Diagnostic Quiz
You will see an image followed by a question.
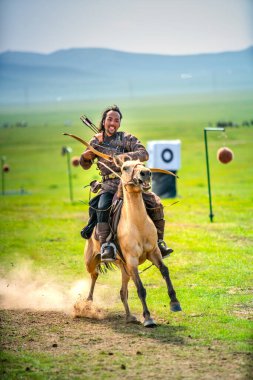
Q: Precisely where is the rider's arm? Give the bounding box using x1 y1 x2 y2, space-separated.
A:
120 133 149 162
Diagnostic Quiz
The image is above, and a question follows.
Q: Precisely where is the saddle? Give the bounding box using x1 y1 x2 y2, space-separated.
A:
108 195 123 242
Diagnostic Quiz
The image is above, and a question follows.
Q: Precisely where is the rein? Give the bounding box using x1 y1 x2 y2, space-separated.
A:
99 161 151 193
98 161 122 181
79 200 112 212
98 161 144 189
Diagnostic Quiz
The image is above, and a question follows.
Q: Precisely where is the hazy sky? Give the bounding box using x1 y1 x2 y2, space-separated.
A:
0 0 253 55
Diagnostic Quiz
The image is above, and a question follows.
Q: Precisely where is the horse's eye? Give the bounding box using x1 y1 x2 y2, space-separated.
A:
122 166 128 171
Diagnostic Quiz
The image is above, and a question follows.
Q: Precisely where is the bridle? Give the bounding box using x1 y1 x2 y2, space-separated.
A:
123 162 151 190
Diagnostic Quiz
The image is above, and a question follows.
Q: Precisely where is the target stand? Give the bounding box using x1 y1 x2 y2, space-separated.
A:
147 140 181 198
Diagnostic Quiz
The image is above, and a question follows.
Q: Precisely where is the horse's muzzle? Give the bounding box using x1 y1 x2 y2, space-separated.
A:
138 169 152 191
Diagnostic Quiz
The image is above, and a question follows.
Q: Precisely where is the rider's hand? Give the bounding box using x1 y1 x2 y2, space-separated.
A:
81 149 96 161
94 133 103 143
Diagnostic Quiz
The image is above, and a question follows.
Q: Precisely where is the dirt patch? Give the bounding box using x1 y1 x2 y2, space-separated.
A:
232 303 253 321
227 287 253 296
0 309 252 379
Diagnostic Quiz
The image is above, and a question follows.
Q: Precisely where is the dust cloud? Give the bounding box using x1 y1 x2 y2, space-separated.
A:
0 261 116 318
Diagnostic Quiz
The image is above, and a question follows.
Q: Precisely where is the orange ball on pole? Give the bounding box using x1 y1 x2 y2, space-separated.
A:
217 147 234 164
71 156 80 167
2 164 10 172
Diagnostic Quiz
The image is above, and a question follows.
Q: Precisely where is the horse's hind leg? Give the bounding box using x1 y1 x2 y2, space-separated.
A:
119 264 138 323
151 253 182 312
129 265 157 327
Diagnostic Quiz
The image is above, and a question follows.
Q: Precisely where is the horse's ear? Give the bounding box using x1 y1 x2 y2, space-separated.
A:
113 154 131 167
122 154 131 162
113 155 124 168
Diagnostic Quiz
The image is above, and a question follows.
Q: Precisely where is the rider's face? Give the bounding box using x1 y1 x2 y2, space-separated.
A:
103 110 121 136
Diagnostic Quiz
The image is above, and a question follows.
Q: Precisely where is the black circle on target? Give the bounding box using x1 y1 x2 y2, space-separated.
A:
161 148 174 163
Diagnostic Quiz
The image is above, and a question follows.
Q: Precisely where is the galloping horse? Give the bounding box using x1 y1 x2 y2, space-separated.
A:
84 156 182 327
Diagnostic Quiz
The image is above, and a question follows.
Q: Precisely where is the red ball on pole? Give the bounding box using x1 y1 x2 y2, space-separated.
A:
71 156 80 167
217 147 234 164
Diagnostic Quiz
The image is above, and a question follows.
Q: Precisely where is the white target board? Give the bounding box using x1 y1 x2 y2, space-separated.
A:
147 140 181 170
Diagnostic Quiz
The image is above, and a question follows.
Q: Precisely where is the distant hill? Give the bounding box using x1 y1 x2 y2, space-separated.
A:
0 47 252 105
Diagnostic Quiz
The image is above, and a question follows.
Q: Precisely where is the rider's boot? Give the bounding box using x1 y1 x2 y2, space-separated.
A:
153 219 173 259
96 222 116 262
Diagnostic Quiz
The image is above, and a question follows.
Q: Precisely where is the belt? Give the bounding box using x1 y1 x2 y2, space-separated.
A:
102 173 119 181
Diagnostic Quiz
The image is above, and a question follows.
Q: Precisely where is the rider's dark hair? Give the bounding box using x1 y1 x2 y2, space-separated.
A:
98 105 123 132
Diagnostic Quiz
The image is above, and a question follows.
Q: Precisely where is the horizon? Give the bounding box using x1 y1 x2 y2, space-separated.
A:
1 44 253 57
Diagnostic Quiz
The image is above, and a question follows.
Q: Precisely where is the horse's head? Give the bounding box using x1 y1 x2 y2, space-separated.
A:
114 155 151 192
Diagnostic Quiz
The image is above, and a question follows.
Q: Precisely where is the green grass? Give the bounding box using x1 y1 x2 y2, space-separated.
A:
0 91 252 357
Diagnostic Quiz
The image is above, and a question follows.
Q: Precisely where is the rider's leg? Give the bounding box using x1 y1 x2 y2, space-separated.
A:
143 192 173 259
97 192 116 261
81 194 100 239
152 218 173 258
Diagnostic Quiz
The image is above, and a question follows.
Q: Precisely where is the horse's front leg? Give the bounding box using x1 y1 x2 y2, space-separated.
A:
119 263 139 323
150 250 182 312
129 265 157 327
87 271 99 301
85 239 100 301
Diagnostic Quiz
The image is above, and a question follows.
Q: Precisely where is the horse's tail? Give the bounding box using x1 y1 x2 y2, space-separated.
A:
97 262 117 274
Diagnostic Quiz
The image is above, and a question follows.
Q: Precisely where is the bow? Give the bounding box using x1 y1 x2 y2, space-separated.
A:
63 133 112 161
63 133 178 177
150 168 179 178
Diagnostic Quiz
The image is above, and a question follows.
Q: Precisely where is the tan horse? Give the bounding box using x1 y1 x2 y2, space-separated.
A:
84 157 182 327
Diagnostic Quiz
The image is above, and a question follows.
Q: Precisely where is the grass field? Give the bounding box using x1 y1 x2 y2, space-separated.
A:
0 91 252 379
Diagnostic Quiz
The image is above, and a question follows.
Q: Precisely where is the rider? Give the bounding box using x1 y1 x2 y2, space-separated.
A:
79 105 173 261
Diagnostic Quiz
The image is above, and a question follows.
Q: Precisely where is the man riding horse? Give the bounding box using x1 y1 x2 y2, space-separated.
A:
79 105 173 262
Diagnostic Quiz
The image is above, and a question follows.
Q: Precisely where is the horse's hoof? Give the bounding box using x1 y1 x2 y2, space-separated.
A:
170 302 182 312
144 318 157 328
126 315 140 324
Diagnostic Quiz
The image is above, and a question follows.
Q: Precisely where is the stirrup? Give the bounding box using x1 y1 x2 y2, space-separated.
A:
101 242 117 262
158 240 173 259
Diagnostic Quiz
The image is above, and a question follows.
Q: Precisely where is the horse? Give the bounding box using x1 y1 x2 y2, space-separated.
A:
84 156 182 327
